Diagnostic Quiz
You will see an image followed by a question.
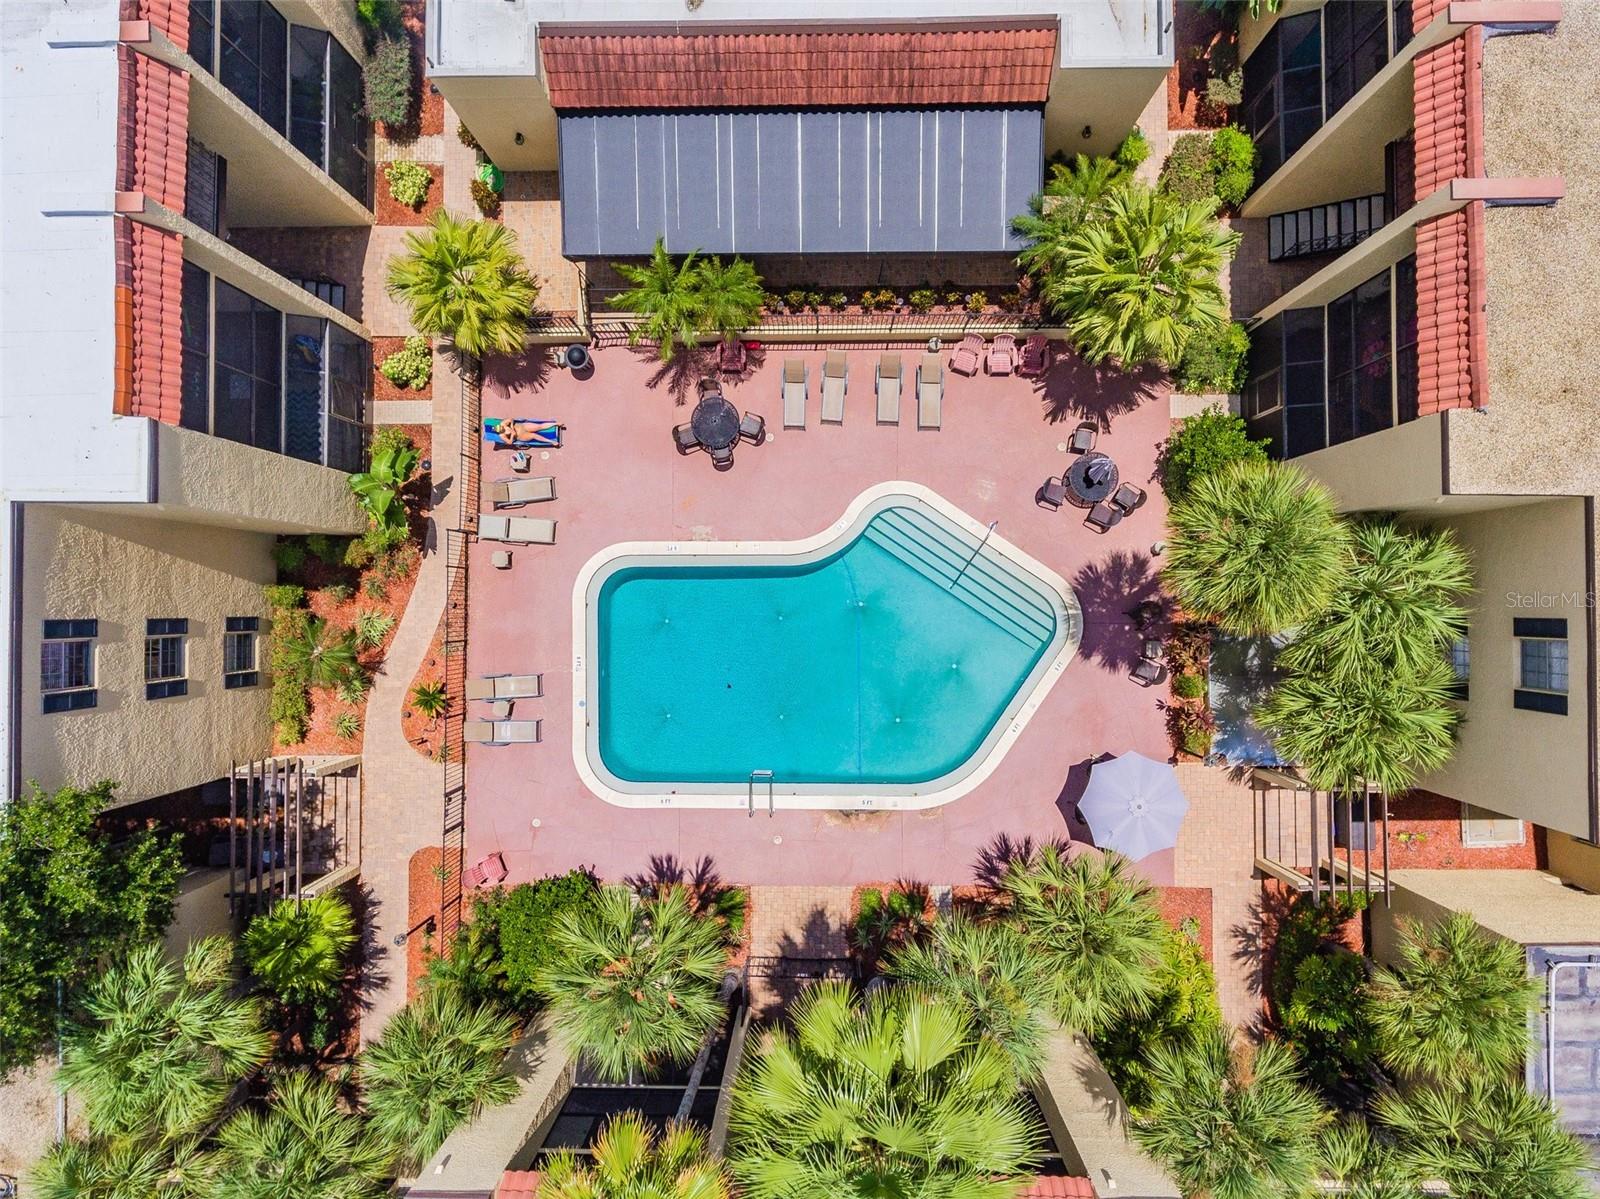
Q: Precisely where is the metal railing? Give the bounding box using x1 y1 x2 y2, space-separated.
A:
589 308 1050 347
1267 193 1387 262
748 770 774 818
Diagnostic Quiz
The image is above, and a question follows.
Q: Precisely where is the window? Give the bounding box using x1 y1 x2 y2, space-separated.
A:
1515 617 1568 714
1322 0 1389 119
1242 12 1322 184
213 279 283 453
289 25 329 167
327 38 371 207
181 259 211 432
1326 268 1395 447
1394 253 1419 424
189 0 215 73
224 616 260 688
220 0 288 135
1460 803 1525 848
1448 636 1469 699
41 620 97 713
145 618 189 700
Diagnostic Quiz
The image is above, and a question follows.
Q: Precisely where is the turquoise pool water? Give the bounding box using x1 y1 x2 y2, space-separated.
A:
595 505 1062 786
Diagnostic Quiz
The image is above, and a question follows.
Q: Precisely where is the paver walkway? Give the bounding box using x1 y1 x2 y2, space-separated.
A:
745 885 854 1014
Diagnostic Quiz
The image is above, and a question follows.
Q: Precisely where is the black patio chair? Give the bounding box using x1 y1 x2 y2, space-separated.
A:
709 443 735 471
740 411 767 445
1111 482 1146 515
1070 421 1098 454
1036 476 1067 510
673 423 701 455
1085 501 1121 532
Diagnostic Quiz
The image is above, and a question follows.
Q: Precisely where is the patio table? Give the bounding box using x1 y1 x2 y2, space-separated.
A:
1066 452 1119 508
691 395 741 451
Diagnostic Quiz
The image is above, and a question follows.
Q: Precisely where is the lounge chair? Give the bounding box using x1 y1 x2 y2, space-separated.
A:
1111 482 1146 515
1084 501 1121 533
1070 421 1098 454
467 673 543 701
465 851 509 890
1036 477 1067 510
739 411 766 445
1019 334 1051 376
876 354 902 424
486 475 555 508
464 719 542 745
709 443 734 470
479 514 556 545
821 351 848 423
917 353 944 430
484 418 561 449
720 339 747 374
987 334 1017 376
673 423 701 455
782 358 807 428
949 333 984 376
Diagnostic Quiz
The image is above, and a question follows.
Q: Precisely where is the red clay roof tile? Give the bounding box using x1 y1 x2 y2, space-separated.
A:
1018 1176 1097 1198
497 1170 541 1199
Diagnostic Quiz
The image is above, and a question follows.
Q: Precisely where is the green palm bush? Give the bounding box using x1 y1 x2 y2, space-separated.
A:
242 893 358 1008
1133 1028 1330 1199
1376 1077 1592 1199
387 210 539 357
537 1111 731 1199
1000 846 1168 1038
348 429 419 545
354 608 397 649
1034 183 1238 368
58 937 271 1141
1163 458 1350 634
609 238 704 361
1013 154 1129 281
884 916 1055 1081
410 679 449 720
1366 912 1540 1082
727 981 1044 1199
33 1135 209 1199
534 885 727 1081
212 1071 394 1199
278 615 361 690
359 988 518 1170
1317 1118 1424 1199
694 254 765 342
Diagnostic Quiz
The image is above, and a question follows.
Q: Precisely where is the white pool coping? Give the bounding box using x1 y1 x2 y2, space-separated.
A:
570 482 1083 811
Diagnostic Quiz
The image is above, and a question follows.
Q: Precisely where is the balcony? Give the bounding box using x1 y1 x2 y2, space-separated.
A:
1267 193 1387 262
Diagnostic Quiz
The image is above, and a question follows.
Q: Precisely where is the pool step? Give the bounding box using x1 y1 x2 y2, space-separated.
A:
862 508 1056 650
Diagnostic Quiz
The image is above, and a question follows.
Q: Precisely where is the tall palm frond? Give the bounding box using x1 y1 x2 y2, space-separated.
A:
33 1136 205 1199
1133 1028 1330 1199
694 255 764 341
358 987 517 1171
1163 458 1350 635
212 1071 394 1199
58 937 270 1141
533 885 728 1082
386 210 539 358
884 916 1055 1081
538 1111 731 1199
1365 912 1540 1082
276 616 360 690
727 981 1043 1199
608 238 703 362
1318 1118 1424 1199
1013 154 1129 280
242 893 358 1007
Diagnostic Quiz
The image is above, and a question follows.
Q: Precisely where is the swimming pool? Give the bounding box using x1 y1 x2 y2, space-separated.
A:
573 484 1081 810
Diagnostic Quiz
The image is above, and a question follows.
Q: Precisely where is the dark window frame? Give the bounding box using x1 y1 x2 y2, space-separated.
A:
224 616 261 689
41 620 98 713
144 618 189 700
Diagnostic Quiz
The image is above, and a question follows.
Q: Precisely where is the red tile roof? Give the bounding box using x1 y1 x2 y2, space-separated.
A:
497 1170 541 1199
122 0 190 51
129 221 184 426
538 26 1058 109
1020 1176 1097 1198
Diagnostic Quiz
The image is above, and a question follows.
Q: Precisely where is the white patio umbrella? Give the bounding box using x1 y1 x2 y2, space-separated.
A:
1077 751 1189 861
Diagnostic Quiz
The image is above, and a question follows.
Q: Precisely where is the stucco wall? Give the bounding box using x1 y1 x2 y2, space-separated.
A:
17 504 276 807
1549 832 1600 895
1044 66 1167 159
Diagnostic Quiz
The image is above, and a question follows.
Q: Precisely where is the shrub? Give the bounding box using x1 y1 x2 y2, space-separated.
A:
264 583 305 610
386 160 433 208
269 607 313 743
908 288 936 313
350 428 419 544
333 711 363 740
1173 672 1207 700
272 538 307 574
364 36 413 127
826 291 849 309
805 291 824 311
1159 407 1270 501
1207 67 1244 108
280 615 360 690
356 0 401 35
783 288 808 311
849 884 931 972
1159 134 1217 203
336 672 370 705
410 679 448 719
324 582 354 604
1165 624 1212 676
1114 127 1151 171
469 177 501 217
362 575 388 600
386 210 538 358
965 291 988 314
382 542 421 580
1167 703 1215 757
355 608 397 648
606 238 762 361
344 538 374 570
473 870 597 1007
1175 320 1250 395
242 891 358 1008
305 533 343 563
456 120 481 150
379 334 433 390
1211 125 1256 207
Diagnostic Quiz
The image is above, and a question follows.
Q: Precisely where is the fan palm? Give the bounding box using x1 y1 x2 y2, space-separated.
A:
1133 1028 1330 1199
608 238 704 362
58 937 270 1141
1014 153 1129 281
278 616 360 690
884 916 1055 1081
1000 845 1168 1037
1366 912 1540 1082
537 1111 731 1199
1318 1119 1423 1199
242 893 358 1007
386 210 539 358
33 1136 208 1199
1163 458 1350 635
694 254 765 341
727 981 1043 1199
358 987 517 1170
1376 1077 1593 1199
211 1071 394 1199
1036 183 1238 367
534 885 728 1081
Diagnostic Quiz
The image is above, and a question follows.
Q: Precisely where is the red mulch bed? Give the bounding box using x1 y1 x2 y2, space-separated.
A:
375 162 443 227
371 334 435 404
1384 789 1545 870
407 845 456 1001
403 0 443 136
402 615 448 762
1156 885 1214 963
1168 1 1235 131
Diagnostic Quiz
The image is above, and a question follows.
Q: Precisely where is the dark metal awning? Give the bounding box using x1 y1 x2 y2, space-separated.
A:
557 107 1044 258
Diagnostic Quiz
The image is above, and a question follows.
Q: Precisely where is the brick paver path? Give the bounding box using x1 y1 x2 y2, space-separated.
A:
745 885 855 1015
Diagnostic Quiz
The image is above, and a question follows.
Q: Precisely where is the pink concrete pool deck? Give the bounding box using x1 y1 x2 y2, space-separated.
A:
464 342 1178 888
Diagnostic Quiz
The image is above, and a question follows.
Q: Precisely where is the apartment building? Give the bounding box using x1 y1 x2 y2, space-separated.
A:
1229 0 1600 869
0 0 374 810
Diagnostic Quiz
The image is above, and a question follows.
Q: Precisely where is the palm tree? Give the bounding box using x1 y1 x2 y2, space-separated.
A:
727 981 1043 1199
242 893 358 1008
33 1136 198 1199
1256 654 1460 794
1366 912 1540 1082
608 238 703 362
386 210 539 358
1014 153 1129 281
1163 458 1351 635
58 937 270 1141
211 1072 394 1199
1318 1119 1424 1199
278 616 360 690
884 916 1055 1081
1376 1077 1592 1199
358 987 517 1171
694 254 765 342
1132 1028 1330 1199
534 885 728 1082
537 1111 731 1199
1000 845 1168 1038
1034 184 1238 368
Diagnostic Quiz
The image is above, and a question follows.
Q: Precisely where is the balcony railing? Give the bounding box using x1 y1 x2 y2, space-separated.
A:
587 309 1050 347
1267 194 1387 262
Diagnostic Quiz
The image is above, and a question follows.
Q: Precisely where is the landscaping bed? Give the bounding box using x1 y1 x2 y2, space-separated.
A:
376 162 444 227
372 334 434 403
402 614 447 761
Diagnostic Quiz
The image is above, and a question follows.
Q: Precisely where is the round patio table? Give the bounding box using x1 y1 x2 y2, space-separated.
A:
691 395 741 451
1066 451 1119 508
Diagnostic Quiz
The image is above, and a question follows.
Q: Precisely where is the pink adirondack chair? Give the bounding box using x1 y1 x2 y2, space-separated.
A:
1019 334 1051 376
465 851 508 890
720 339 747 374
949 333 984 376
987 334 1017 376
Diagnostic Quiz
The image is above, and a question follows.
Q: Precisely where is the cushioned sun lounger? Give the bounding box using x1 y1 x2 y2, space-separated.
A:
821 351 848 423
483 418 561 448
876 354 902 424
492 674 543 699
479 514 556 544
486 476 555 508
465 719 541 745
782 358 808 428
466 678 495 701
917 353 943 430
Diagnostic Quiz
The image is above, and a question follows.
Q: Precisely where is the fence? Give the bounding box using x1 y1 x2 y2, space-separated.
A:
589 308 1052 348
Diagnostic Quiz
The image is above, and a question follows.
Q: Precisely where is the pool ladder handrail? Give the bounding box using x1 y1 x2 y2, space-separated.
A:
951 519 999 589
748 769 774 818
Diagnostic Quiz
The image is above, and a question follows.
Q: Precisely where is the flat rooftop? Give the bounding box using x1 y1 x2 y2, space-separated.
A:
1390 868 1600 946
